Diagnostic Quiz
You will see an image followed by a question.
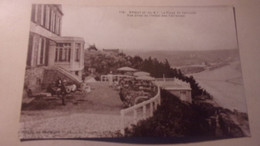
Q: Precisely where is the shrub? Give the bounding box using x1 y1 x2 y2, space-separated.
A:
125 89 215 137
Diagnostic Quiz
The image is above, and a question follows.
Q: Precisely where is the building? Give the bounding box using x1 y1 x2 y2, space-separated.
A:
87 44 98 51
154 78 192 103
27 4 63 67
25 4 84 92
48 36 85 77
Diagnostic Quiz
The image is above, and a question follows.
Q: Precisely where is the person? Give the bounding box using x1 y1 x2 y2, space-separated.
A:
56 78 66 105
119 87 127 107
56 78 63 88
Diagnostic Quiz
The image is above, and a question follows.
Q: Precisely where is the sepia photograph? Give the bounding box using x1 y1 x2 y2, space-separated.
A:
19 4 250 143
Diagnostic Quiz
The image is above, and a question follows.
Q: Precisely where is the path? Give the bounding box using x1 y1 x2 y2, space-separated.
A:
20 82 124 139
81 82 123 114
20 113 122 139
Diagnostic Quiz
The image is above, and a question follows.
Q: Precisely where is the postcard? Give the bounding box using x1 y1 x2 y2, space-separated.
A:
19 4 250 143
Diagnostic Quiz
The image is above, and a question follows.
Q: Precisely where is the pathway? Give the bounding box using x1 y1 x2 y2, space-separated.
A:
20 113 122 139
20 82 124 139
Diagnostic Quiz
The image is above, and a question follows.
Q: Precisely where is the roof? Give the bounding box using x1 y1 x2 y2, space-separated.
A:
154 78 191 90
50 36 85 42
117 67 137 72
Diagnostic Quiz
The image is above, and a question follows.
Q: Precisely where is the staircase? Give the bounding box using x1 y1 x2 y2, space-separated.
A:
42 66 82 89
55 66 82 83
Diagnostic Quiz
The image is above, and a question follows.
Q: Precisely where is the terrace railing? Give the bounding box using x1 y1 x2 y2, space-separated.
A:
120 86 161 135
100 74 134 82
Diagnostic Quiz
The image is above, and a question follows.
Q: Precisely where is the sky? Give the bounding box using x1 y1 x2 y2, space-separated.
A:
61 6 238 51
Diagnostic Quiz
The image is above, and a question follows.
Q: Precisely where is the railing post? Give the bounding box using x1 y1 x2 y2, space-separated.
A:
154 101 157 110
158 89 161 105
150 102 153 117
120 110 125 135
134 109 137 125
143 105 146 120
158 96 160 105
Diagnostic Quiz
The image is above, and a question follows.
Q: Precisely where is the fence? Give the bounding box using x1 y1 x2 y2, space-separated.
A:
100 74 134 82
120 86 161 135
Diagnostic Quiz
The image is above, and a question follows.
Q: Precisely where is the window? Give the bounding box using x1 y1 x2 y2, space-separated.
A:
64 43 71 62
68 48 71 61
55 16 58 34
40 38 45 64
40 4 44 26
37 37 42 65
55 48 58 61
58 17 61 35
64 48 67 61
62 47 66 61
59 47 62 61
75 48 79 61
51 10 53 31
53 12 56 33
75 43 81 62
36 5 42 25
50 10 55 32
55 43 71 62
44 5 50 29
56 16 60 35
49 9 52 31
36 37 46 66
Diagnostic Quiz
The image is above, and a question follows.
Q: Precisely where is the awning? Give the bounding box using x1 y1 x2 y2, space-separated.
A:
117 67 137 72
133 71 150 77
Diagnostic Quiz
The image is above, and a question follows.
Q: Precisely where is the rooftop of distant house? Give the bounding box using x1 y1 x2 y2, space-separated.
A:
88 45 98 51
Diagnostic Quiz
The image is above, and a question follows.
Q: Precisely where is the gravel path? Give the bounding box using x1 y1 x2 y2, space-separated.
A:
19 113 122 139
20 82 125 139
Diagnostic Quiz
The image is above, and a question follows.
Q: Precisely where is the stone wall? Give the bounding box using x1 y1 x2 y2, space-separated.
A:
24 66 82 94
24 66 46 92
42 68 82 89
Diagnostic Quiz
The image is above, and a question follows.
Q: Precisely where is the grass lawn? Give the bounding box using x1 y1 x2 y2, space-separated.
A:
20 82 123 122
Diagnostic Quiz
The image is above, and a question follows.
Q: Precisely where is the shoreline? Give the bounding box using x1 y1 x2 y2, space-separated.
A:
188 61 247 113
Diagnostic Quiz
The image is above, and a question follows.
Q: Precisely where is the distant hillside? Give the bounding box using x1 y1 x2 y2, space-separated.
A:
124 49 240 68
